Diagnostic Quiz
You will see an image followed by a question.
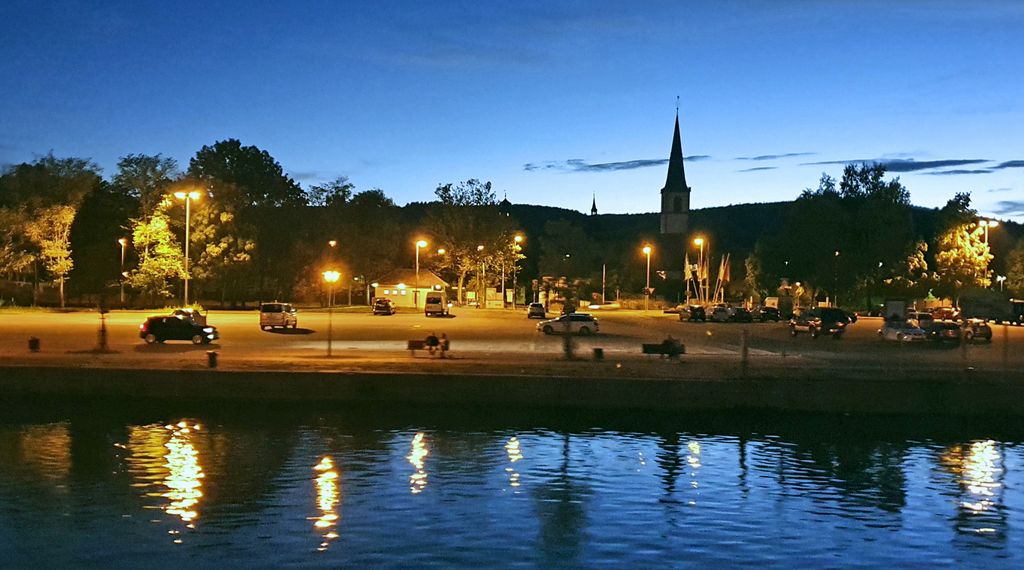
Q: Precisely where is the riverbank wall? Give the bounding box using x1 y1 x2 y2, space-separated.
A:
1 365 1022 416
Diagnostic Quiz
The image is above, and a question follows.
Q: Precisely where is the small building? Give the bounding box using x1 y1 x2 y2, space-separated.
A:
372 268 448 309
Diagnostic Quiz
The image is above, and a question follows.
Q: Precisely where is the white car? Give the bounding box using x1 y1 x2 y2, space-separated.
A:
709 306 732 322
878 320 926 342
537 313 599 335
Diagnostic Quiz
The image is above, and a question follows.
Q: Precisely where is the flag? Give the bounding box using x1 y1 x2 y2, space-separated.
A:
722 254 731 283
684 253 692 281
717 255 726 284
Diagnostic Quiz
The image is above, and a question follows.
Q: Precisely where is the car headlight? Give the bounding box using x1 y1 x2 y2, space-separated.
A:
203 327 214 332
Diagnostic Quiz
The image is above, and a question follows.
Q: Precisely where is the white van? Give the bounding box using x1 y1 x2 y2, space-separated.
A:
424 291 449 317
260 302 297 330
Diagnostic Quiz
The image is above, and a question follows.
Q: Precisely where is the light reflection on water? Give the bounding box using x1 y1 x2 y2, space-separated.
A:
0 412 1022 567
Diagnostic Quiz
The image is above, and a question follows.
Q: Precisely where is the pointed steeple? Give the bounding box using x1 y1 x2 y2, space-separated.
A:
661 112 689 195
590 193 598 215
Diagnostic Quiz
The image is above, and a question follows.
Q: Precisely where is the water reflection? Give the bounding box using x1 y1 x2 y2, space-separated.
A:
939 440 1007 539
311 456 340 551
505 436 523 490
407 432 429 494
18 424 71 483
126 421 205 532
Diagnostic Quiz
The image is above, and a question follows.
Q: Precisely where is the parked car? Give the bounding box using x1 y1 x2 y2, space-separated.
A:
758 307 781 322
424 291 450 317
925 321 961 344
537 313 599 335
729 307 754 323
963 319 993 342
710 306 732 323
930 306 961 321
260 302 297 330
878 320 927 342
789 307 849 338
907 311 934 329
372 298 396 315
140 315 219 344
678 305 706 322
527 302 547 319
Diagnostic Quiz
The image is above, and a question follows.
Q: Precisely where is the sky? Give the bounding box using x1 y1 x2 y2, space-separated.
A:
1 0 1022 221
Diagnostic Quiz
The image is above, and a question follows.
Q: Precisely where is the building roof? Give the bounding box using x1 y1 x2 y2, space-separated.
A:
374 268 448 288
661 113 690 195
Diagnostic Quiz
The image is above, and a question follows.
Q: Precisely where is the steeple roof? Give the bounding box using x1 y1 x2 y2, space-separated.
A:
661 113 689 194
590 194 597 215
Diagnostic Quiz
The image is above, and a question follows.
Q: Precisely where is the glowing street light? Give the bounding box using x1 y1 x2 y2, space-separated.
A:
693 237 706 304
118 237 128 306
642 244 652 313
173 189 201 307
512 234 524 310
978 219 999 244
323 270 340 357
415 239 428 308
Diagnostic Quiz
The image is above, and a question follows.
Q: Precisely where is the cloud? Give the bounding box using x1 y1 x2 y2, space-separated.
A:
288 171 322 181
738 166 777 172
736 152 815 161
801 158 989 172
992 160 1024 170
524 155 709 173
993 200 1024 216
987 188 1013 193
922 169 993 176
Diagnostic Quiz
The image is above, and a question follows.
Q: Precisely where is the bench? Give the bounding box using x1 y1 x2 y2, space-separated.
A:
408 339 450 356
642 342 685 359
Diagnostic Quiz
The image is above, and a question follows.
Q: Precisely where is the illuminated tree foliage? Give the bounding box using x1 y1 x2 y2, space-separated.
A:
1006 239 1024 295
24 205 77 307
933 193 992 298
126 200 185 300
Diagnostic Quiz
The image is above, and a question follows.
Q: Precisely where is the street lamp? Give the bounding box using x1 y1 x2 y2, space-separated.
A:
642 244 652 313
694 237 705 304
996 275 1006 291
118 237 128 306
415 239 427 308
322 270 340 357
477 244 485 308
979 219 999 244
173 190 201 307
833 250 840 308
512 234 524 310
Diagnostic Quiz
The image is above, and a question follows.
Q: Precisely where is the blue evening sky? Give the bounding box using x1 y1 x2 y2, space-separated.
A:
1 1 1022 220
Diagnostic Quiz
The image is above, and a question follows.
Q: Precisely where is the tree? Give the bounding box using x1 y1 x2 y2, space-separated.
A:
1006 239 1024 295
0 208 32 276
113 154 180 216
423 179 516 304
126 200 185 301
24 205 77 307
307 176 354 208
933 193 992 299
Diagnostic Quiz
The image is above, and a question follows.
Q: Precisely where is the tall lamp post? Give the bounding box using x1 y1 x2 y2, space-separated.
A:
512 234 523 310
415 239 427 308
327 240 338 306
477 244 485 308
173 190 201 307
118 237 127 306
323 270 340 357
833 250 840 308
696 236 704 304
642 244 652 313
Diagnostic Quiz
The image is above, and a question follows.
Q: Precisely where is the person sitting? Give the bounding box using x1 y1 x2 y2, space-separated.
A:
425 332 440 355
439 333 450 358
661 335 682 359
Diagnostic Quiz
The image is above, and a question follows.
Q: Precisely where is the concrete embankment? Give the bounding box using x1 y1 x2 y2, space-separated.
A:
1 365 1022 416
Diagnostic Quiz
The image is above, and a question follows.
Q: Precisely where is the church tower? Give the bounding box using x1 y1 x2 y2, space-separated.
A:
659 112 690 236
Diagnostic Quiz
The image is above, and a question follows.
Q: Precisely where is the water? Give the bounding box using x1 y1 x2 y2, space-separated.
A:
0 402 1021 568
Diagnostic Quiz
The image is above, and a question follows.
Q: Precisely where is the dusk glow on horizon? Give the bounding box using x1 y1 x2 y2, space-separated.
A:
1 1 1021 220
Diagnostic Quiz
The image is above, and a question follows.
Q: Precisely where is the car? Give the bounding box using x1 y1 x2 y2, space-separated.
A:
372 298 396 315
758 307 781 322
527 302 546 319
930 307 961 321
709 306 732 323
260 302 297 330
906 311 934 329
925 321 961 344
139 315 219 344
963 319 992 342
878 320 927 342
424 291 450 317
789 307 849 338
678 305 706 322
537 313 599 335
729 307 754 323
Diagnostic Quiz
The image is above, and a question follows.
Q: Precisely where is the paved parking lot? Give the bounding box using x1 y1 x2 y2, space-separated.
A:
1 307 1021 378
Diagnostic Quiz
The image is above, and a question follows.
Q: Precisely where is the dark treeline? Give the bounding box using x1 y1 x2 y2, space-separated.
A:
2 143 1023 309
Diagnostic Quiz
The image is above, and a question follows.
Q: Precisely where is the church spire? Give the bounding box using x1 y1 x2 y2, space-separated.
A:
661 112 689 194
590 193 598 215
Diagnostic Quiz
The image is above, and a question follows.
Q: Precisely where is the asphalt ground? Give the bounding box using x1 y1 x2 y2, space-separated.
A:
1 306 1022 380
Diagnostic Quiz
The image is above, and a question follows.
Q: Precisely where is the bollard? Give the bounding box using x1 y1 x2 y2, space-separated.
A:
28 337 40 352
740 329 749 377
207 350 218 369
593 347 604 361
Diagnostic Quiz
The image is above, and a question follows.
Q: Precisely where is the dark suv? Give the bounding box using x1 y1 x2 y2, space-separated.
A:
372 298 396 315
789 308 849 339
527 302 546 319
140 316 219 344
